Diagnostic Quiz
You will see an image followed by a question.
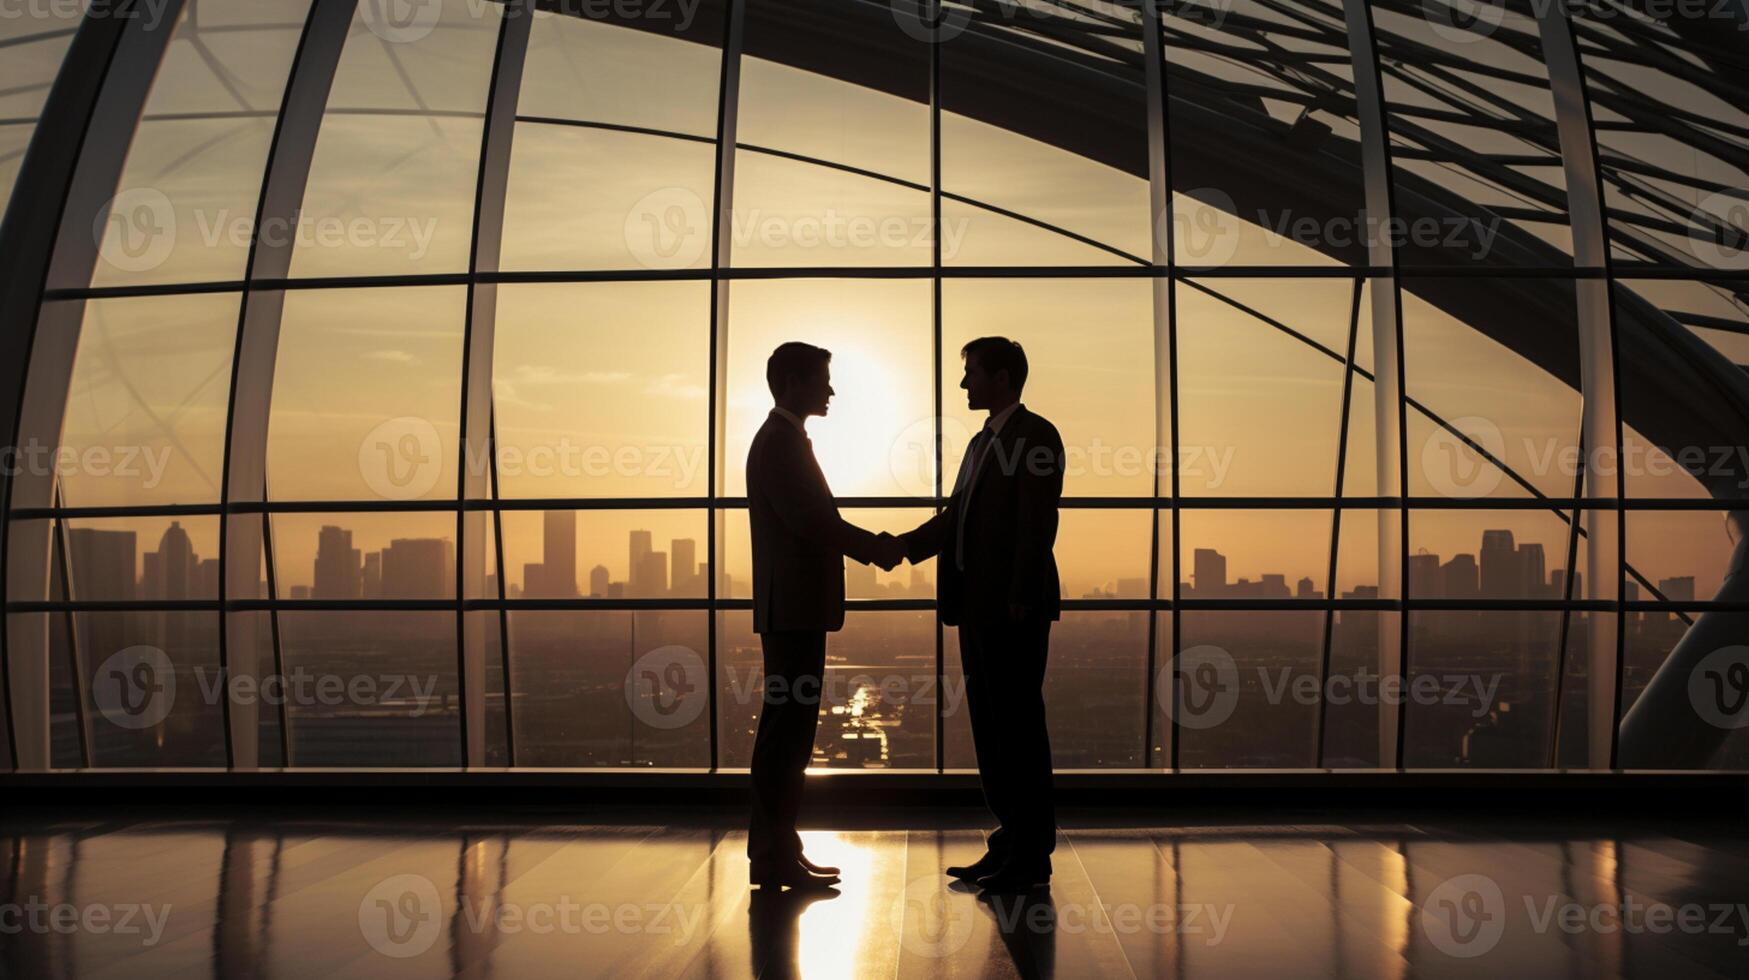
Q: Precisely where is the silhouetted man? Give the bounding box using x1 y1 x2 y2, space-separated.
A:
746 341 903 890
901 337 1063 892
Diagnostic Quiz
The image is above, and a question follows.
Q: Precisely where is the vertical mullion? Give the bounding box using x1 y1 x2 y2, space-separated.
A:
458 0 531 768
1537 1 1622 770
489 414 513 765
1343 0 1408 770
930 0 945 775
260 503 290 764
1142 0 1170 770
1549 440 1585 767
218 0 352 770
49 507 90 769
1316 278 1364 767
707 0 746 772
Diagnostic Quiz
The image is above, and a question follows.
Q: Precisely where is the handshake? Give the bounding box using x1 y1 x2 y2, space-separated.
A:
870 532 908 572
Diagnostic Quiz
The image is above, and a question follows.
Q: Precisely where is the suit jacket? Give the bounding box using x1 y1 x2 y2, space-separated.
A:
902 404 1064 627
746 410 883 634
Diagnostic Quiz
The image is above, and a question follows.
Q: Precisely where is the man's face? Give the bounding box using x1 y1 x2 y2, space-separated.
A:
795 363 834 417
959 353 1002 411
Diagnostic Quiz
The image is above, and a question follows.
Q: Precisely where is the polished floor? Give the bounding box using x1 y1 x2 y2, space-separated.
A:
3 803 1747 979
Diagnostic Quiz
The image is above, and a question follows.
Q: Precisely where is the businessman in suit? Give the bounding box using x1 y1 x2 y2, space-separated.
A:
899 336 1064 892
745 341 904 890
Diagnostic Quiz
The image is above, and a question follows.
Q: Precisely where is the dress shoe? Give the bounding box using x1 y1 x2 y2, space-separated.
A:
750 861 841 890
945 851 1006 882
798 853 840 876
975 862 1050 893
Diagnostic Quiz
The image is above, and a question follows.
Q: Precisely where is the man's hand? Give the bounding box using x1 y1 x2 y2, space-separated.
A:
872 532 906 572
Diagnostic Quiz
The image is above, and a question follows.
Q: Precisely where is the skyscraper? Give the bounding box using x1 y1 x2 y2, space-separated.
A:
629 529 652 586
633 548 668 597
589 564 610 598
65 528 135 601
671 538 697 595
313 525 362 599
1479 529 1521 597
544 510 577 598
1192 548 1227 598
1442 554 1480 598
381 538 454 599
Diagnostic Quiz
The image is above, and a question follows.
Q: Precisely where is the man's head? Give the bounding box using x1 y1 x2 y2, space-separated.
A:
766 341 834 417
958 336 1027 412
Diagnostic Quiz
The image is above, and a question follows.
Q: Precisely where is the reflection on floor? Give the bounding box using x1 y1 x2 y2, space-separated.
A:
3 805 1747 978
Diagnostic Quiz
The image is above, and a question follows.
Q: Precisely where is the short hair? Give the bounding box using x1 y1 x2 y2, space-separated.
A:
766 342 832 398
961 336 1028 392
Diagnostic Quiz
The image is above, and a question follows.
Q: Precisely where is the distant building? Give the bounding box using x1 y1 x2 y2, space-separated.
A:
314 525 361 599
589 564 610 598
381 538 454 599
1192 548 1227 598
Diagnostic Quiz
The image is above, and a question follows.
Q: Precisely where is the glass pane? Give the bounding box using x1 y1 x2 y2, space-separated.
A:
1575 2 1749 269
500 509 707 599
277 611 461 765
267 286 464 501
1177 279 1356 496
721 507 935 602
62 516 220 601
1401 278 1582 500
941 278 1155 497
1625 510 1738 603
723 279 932 497
517 5 723 136
1404 611 1564 768
79 611 225 767
0 7 83 215
1176 610 1324 767
1164 0 1363 267
90 0 312 286
47 293 239 507
716 610 936 770
1376 0 1572 266
1615 279 1748 499
1058 509 1152 600
1407 509 1581 600
941 3 1149 265
508 610 709 767
271 512 456 600
501 122 716 272
287 0 502 277
731 0 929 268
492 282 709 497
1179 510 1333 599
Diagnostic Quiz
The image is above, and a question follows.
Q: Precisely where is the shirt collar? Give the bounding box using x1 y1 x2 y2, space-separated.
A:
771 406 807 433
984 402 1022 437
